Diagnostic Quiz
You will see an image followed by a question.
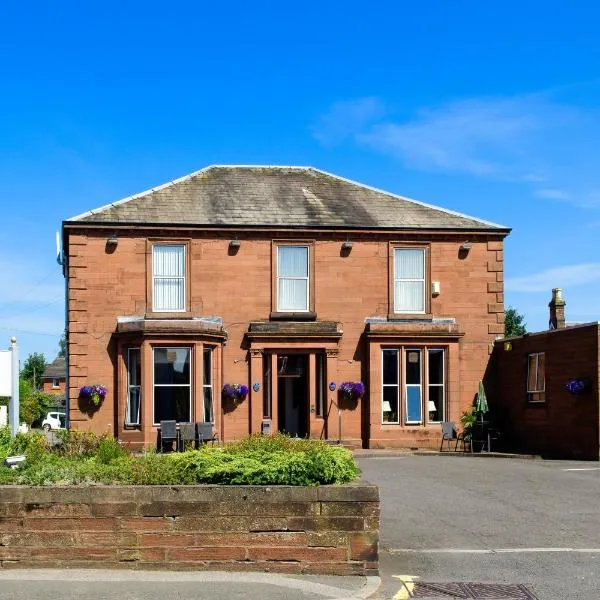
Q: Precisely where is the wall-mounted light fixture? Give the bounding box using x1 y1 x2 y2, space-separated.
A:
503 341 512 352
229 239 241 250
106 233 119 248
341 240 353 251
460 241 472 252
431 281 441 296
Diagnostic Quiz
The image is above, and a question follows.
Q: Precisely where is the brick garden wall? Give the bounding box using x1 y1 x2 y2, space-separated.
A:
0 484 379 575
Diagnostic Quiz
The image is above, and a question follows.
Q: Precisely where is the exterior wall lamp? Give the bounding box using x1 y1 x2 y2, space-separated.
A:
229 239 241 250
460 241 472 252
106 234 119 248
341 241 353 251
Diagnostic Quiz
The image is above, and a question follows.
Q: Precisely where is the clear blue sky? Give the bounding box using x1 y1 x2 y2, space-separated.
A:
1 1 599 362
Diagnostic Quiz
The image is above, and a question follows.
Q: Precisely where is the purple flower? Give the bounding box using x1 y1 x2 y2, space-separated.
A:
222 383 249 402
79 384 107 406
339 382 365 400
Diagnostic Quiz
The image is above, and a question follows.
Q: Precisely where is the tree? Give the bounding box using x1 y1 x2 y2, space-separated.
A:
58 332 67 358
505 306 527 337
21 353 47 389
18 378 53 426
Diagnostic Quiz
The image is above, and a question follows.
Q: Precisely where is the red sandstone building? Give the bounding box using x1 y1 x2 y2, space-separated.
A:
62 166 509 449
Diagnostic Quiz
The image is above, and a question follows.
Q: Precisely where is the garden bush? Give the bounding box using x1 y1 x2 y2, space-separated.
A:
0 431 359 486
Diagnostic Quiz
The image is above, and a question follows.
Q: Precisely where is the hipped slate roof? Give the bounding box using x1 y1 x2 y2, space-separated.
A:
43 357 66 379
67 166 508 231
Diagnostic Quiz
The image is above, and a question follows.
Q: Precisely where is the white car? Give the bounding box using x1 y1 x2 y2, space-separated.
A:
42 412 66 431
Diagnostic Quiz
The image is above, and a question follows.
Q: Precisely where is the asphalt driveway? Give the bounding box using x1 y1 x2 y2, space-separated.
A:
357 455 600 599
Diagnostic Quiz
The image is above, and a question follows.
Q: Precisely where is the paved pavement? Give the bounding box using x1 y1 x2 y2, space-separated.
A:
357 454 600 599
0 570 379 600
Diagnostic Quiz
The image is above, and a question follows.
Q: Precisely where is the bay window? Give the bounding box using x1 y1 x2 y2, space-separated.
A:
153 347 191 424
125 348 141 426
203 347 214 422
381 347 445 424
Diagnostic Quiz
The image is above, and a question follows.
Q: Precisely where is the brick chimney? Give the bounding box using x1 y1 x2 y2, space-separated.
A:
549 288 566 329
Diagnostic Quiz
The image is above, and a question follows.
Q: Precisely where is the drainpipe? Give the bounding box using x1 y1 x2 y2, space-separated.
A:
61 225 70 430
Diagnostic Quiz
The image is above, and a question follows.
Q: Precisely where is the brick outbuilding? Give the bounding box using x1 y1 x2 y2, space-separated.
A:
62 165 510 449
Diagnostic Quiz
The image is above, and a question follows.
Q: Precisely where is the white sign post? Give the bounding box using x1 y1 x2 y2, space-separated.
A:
0 338 19 437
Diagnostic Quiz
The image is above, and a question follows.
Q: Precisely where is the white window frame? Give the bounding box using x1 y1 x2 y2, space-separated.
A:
427 349 445 423
125 347 141 426
382 349 400 424
152 346 192 426
394 248 426 314
52 378 60 389
202 346 214 423
276 245 310 312
527 352 546 403
152 244 186 313
404 348 423 424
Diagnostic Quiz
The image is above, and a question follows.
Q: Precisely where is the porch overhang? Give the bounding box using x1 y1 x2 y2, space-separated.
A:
246 320 342 348
115 316 227 341
364 317 464 341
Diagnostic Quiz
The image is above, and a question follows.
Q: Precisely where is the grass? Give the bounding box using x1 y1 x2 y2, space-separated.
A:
0 429 360 486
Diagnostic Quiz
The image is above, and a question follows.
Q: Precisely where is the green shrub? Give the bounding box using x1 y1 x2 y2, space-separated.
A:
0 431 359 487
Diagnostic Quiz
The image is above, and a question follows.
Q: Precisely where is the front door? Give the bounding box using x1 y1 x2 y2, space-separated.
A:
277 354 308 437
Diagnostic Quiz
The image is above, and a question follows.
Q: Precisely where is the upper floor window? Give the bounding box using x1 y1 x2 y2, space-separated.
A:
527 352 545 403
277 245 309 312
152 244 186 312
394 248 425 313
52 378 60 389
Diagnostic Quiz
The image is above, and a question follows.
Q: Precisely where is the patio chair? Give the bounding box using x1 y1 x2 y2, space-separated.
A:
196 422 218 445
440 421 467 452
159 420 177 452
178 422 196 451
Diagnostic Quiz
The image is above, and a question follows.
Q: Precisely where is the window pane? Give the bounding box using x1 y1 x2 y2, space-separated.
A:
395 248 424 279
537 353 545 391
128 349 141 386
263 354 272 418
203 348 212 386
406 386 422 422
154 386 191 423
154 278 185 311
154 348 191 385
406 350 421 385
127 387 141 425
315 353 325 417
395 281 424 312
382 350 398 385
153 245 185 277
382 386 398 423
428 386 443 422
527 355 537 391
278 278 308 311
203 387 213 423
428 350 444 385
278 246 308 277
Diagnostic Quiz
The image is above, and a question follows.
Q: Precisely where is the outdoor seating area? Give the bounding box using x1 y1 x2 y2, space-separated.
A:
157 421 219 452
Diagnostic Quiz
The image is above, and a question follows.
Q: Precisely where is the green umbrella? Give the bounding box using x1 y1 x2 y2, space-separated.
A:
476 380 489 414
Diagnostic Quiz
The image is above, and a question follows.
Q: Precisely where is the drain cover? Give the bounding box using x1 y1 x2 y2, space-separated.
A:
410 582 538 599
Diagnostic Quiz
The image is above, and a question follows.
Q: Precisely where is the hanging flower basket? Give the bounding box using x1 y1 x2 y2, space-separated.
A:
564 378 592 396
338 381 365 408
222 383 249 405
79 385 107 407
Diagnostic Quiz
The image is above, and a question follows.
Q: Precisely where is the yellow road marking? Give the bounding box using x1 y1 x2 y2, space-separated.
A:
392 575 419 599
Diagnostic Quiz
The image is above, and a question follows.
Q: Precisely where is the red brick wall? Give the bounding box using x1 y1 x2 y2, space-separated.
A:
0 485 379 575
491 324 600 459
66 228 505 448
42 379 66 395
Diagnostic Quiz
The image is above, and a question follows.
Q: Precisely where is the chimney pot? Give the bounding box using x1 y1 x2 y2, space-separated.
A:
549 288 566 329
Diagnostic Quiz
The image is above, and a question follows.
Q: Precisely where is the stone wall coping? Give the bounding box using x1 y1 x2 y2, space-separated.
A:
0 484 379 504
